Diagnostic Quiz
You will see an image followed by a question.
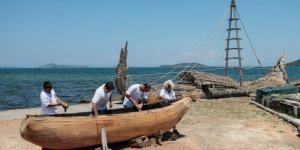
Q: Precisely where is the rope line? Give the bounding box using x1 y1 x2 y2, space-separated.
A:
123 4 270 87
169 6 230 84
149 4 230 86
174 7 230 84
124 66 270 79
235 8 265 74
126 72 178 77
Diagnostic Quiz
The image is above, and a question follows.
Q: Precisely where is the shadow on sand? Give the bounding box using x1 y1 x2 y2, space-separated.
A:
43 131 186 150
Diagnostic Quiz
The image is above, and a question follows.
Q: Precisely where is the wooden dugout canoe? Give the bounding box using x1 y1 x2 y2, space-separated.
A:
20 97 191 149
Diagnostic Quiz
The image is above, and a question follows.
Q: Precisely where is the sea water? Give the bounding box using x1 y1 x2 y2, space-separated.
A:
0 66 299 111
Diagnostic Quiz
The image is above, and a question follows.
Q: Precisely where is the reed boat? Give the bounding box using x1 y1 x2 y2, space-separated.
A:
20 97 191 149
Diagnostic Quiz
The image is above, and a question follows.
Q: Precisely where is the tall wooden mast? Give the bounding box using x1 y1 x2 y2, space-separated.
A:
225 0 243 87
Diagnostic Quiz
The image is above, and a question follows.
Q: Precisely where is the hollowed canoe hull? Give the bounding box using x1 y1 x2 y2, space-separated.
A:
20 97 191 149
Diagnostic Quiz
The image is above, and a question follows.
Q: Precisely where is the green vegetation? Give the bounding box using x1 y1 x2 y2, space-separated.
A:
159 63 206 67
286 59 300 66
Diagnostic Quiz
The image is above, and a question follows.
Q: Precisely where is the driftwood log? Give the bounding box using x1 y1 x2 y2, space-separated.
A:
251 101 300 134
115 41 128 98
205 88 254 99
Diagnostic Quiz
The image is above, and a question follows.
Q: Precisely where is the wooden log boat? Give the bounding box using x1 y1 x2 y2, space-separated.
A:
20 97 191 149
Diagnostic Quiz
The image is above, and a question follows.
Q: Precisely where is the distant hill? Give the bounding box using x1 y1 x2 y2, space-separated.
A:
38 63 89 68
159 63 206 67
286 59 300 66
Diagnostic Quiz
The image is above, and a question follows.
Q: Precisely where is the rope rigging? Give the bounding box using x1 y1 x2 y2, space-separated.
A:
172 6 230 85
235 8 265 74
124 1 266 88
165 7 231 85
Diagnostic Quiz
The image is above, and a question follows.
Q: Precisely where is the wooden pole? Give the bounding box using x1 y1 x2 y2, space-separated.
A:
101 127 108 150
225 0 233 76
233 1 243 87
251 101 300 134
225 0 243 87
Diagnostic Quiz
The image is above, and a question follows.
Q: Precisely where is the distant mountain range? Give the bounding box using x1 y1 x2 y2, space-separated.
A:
38 63 89 68
159 63 206 67
287 59 300 66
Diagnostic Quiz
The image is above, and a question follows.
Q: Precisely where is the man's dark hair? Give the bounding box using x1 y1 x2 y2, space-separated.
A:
43 81 52 89
105 82 115 90
143 83 151 90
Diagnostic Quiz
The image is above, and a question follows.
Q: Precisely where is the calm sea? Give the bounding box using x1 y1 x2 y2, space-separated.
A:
0 66 299 111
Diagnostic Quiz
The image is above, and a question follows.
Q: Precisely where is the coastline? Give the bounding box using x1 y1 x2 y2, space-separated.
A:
0 93 126 120
0 101 123 150
0 103 90 121
0 101 125 121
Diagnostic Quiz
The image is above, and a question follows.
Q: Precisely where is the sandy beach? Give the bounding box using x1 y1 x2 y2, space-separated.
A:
1 97 300 150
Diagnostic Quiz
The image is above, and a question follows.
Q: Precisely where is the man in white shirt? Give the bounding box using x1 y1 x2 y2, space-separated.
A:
123 83 151 111
91 82 114 115
40 81 62 115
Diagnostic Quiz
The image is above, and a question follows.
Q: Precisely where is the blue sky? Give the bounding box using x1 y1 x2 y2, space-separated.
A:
0 0 299 67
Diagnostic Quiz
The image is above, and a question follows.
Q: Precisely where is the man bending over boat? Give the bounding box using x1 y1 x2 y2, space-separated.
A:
159 80 180 137
40 81 63 115
91 82 114 115
123 83 151 111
